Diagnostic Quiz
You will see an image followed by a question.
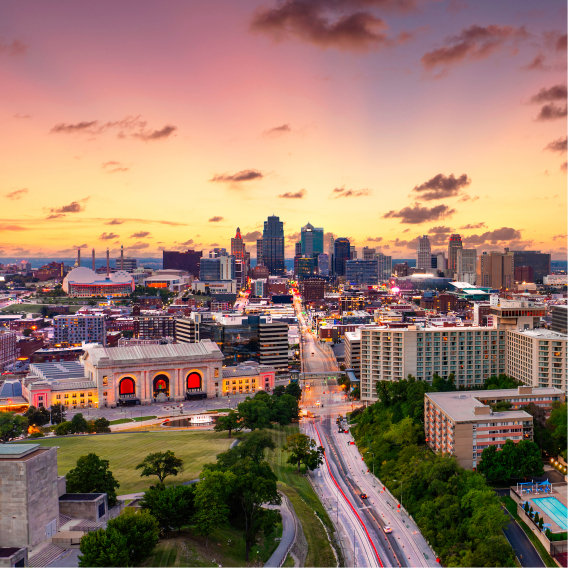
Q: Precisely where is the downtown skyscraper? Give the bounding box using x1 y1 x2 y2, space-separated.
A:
417 235 431 270
261 215 285 276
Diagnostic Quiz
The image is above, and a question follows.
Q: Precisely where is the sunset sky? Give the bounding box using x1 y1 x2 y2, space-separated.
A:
1 0 566 260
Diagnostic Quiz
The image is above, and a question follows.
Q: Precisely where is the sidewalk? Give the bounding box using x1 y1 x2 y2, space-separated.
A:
264 494 296 568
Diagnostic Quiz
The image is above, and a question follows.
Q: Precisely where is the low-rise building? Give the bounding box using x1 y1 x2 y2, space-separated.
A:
424 387 544 469
221 362 275 396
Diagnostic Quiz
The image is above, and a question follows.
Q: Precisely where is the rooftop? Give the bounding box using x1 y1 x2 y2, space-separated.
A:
28 361 85 382
59 493 105 501
0 444 40 458
83 339 223 366
508 329 567 340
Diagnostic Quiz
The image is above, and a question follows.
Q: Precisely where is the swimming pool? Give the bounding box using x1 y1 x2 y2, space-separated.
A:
531 496 568 531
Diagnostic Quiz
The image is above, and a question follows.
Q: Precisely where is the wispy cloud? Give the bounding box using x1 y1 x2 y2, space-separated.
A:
331 186 372 198
383 203 456 224
279 189 306 199
208 216 224 222
263 124 291 138
5 188 28 200
210 169 264 183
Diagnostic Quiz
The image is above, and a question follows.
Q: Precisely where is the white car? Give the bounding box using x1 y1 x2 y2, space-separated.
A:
383 526 392 534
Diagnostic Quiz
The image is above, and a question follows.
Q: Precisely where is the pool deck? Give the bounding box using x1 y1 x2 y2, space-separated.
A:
511 482 568 534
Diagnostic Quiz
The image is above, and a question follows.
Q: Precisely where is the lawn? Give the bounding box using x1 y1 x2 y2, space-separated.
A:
17 431 232 494
267 425 338 568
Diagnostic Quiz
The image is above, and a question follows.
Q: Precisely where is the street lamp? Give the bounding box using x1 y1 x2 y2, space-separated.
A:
365 451 375 482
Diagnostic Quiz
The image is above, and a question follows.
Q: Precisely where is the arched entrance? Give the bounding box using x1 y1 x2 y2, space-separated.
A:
153 374 170 400
118 377 139 406
186 371 206 400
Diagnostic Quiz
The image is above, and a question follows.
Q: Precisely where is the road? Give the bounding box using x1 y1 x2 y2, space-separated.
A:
303 417 389 567
294 296 338 374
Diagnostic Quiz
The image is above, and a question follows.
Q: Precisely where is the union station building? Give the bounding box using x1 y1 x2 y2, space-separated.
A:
21 341 276 409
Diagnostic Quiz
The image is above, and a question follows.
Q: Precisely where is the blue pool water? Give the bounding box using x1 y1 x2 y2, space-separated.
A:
531 496 568 530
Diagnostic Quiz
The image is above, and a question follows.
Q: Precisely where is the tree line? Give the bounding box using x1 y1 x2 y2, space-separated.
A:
214 383 302 437
351 374 541 567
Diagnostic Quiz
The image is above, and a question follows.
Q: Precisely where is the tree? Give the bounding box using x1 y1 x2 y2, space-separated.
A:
237 397 272 431
272 385 286 397
66 453 120 507
0 412 27 443
270 394 299 425
548 402 567 455
283 433 324 473
24 405 50 427
515 440 544 479
228 459 281 561
490 400 512 412
136 450 183 484
93 417 111 433
351 387 360 400
193 469 234 546
50 402 67 424
70 413 89 434
78 528 129 567
140 484 195 534
214 410 239 438
285 382 302 401
106 509 159 564
526 403 548 455
22 328 33 337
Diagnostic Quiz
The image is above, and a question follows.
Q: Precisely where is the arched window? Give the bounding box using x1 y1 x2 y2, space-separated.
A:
187 372 202 391
153 374 170 397
119 377 135 396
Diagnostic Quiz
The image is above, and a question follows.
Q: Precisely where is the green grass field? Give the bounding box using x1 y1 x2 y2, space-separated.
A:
17 431 232 494
268 426 338 568
0 303 83 314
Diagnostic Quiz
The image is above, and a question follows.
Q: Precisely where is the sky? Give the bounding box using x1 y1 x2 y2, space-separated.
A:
0 0 566 261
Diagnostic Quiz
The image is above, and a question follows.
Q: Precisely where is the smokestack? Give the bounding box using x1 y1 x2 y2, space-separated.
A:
92 248 95 271
77 248 81 267
106 248 110 277
120 245 124 270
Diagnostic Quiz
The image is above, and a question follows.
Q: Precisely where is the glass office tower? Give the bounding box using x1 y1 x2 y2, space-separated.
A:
262 215 286 275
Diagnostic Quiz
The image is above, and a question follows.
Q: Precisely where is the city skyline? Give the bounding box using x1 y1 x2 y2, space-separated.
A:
1 0 566 259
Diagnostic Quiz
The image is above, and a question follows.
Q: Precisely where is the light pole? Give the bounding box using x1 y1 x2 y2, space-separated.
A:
366 451 375 483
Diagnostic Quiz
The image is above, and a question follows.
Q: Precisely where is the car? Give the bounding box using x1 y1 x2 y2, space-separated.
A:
383 526 393 534
360 494 368 500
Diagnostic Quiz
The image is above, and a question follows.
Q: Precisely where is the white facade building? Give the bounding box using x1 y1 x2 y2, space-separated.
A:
506 328 567 393
360 326 507 403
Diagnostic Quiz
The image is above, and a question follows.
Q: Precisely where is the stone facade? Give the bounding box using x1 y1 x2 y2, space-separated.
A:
81 341 224 406
0 446 59 550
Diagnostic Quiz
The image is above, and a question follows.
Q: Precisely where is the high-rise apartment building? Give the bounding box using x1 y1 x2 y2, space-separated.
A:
360 326 507 402
448 234 463 272
344 329 362 378
510 251 551 283
377 253 392 282
551 305 567 335
456 248 477 283
54 314 106 345
0 330 17 371
262 216 285 276
317 253 330 276
350 246 357 260
345 260 378 285
334 238 351 276
163 249 202 277
417 236 431 270
301 223 324 258
477 251 514 289
506 329 567 391
362 246 377 261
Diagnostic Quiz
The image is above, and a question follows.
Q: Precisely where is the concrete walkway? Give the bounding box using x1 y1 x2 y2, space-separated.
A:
265 497 296 568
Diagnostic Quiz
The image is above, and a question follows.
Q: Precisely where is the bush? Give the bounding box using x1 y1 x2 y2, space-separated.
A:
55 421 72 436
29 431 44 438
106 509 159 564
